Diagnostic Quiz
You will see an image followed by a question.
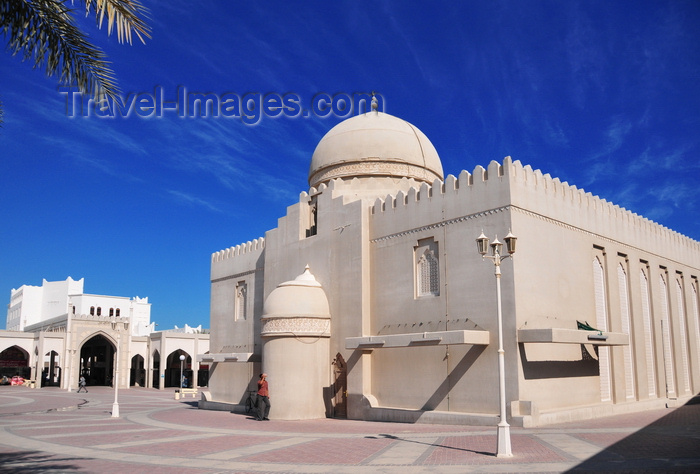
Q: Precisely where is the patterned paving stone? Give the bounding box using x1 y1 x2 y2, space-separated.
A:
1 386 699 473
237 436 394 465
120 434 285 457
422 434 570 465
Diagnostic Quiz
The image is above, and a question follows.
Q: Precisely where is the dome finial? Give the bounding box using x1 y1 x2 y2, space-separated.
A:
371 92 378 112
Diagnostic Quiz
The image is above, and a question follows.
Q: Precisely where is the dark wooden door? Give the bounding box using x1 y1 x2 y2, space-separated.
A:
332 353 347 418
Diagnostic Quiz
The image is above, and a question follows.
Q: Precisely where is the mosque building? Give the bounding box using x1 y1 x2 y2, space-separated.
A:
202 100 700 427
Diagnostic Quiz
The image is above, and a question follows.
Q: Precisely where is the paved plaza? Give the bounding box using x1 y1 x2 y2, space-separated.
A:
0 386 698 473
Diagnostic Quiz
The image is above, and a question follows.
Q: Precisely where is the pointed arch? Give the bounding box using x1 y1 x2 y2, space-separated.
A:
130 354 146 387
659 273 676 397
593 256 611 402
675 278 691 393
42 350 62 387
166 350 191 388
692 281 700 384
639 267 657 397
617 263 635 400
79 333 116 386
0 345 30 380
151 349 161 389
332 353 347 418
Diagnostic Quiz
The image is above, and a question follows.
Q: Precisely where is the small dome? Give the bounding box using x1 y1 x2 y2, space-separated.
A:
309 111 444 188
262 266 330 320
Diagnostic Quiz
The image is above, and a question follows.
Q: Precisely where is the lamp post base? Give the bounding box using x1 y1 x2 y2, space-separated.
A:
496 423 512 457
111 403 120 418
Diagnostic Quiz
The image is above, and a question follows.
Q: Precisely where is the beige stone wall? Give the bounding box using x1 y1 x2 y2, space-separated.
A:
209 239 265 401
507 157 700 421
367 162 514 416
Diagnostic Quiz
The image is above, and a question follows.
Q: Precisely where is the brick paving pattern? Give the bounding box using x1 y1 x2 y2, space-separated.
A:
1 385 699 473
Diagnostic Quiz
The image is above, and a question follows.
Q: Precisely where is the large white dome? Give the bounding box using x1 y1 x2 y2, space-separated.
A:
308 111 444 189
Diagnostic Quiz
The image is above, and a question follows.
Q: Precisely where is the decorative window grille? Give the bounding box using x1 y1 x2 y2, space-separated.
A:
659 274 676 397
617 264 636 400
418 251 439 296
415 238 439 297
235 281 247 321
675 279 691 394
593 256 611 402
640 268 657 397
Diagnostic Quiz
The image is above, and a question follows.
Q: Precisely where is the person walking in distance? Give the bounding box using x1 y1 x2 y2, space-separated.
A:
256 373 270 421
77 375 88 393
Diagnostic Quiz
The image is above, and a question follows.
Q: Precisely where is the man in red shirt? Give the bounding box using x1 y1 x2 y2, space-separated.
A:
256 373 270 421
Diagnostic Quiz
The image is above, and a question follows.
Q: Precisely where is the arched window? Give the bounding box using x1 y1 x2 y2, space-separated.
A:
235 281 247 321
109 308 114 317
96 307 102 316
90 306 95 316
418 251 439 296
639 267 657 397
692 281 700 378
415 238 439 297
659 273 676 397
675 278 691 394
116 308 120 317
593 256 611 402
617 263 635 400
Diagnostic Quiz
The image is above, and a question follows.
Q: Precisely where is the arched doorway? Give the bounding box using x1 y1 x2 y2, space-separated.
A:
332 353 347 418
0 346 30 380
130 354 146 387
198 352 210 387
79 334 115 386
152 350 160 388
166 350 191 388
41 350 61 387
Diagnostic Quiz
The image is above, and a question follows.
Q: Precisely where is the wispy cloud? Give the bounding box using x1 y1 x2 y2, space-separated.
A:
565 5 607 109
629 144 692 175
167 190 222 213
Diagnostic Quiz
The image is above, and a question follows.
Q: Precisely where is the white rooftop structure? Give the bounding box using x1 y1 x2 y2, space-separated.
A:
6 277 154 336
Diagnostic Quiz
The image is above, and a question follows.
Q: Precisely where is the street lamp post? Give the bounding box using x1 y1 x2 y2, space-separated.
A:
179 354 185 388
476 229 517 458
112 328 121 418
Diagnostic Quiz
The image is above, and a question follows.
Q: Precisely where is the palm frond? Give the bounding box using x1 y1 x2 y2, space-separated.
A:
83 0 151 44
1 1 151 103
1 0 118 100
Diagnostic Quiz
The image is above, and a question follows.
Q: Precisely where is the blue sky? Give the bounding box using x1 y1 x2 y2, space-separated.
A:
1 0 698 330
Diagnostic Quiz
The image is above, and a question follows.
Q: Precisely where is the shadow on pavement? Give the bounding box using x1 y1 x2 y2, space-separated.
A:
568 395 700 472
367 433 492 456
0 450 82 473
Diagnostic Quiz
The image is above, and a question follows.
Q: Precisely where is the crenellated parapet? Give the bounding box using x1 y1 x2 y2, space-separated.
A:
211 238 266 283
367 157 699 261
370 158 510 214
72 314 130 323
368 158 512 239
211 238 266 263
506 159 700 260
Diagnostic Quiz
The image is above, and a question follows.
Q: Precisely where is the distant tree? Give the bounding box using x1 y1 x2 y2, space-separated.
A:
0 0 151 123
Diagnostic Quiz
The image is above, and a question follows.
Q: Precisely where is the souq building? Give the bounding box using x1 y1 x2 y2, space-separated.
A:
2 277 209 390
201 102 700 427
